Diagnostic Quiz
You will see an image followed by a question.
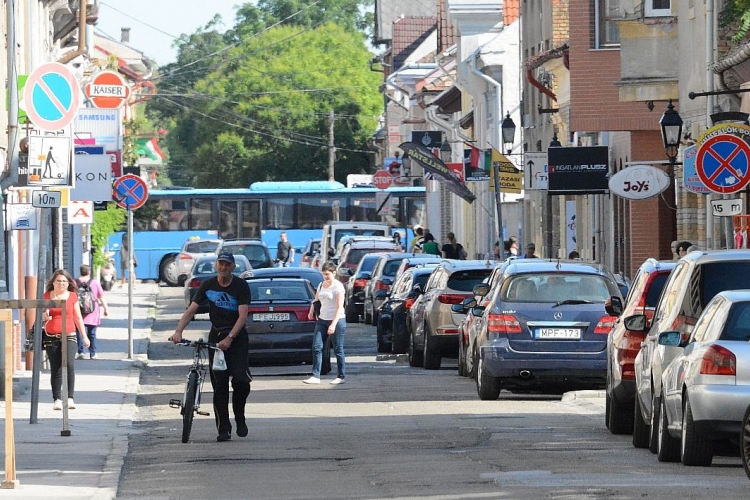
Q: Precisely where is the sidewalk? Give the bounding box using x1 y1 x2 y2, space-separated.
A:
0 282 158 499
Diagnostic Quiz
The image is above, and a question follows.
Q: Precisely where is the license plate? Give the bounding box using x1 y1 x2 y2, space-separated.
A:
252 313 290 322
537 328 580 339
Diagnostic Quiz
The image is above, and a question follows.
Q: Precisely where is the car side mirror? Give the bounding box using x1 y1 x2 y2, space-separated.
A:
462 297 477 309
605 296 623 317
361 272 372 280
472 283 491 296
383 277 393 286
450 303 465 313
471 306 485 317
657 330 684 347
375 290 388 299
345 268 354 276
413 284 423 294
623 314 648 332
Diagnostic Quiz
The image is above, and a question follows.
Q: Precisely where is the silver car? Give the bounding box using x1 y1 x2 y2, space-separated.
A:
657 290 750 466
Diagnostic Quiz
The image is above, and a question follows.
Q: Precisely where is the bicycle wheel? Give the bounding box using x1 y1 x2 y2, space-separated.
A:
182 372 199 443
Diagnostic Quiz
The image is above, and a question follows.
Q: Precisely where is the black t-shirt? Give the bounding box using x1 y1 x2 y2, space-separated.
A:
442 243 462 259
277 240 293 262
193 275 250 329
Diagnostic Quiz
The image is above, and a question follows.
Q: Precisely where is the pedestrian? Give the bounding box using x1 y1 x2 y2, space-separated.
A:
305 261 346 385
276 231 294 267
392 231 404 251
422 233 440 255
42 269 89 410
75 264 109 360
508 236 519 257
119 232 137 287
670 240 680 260
409 226 424 253
677 241 692 258
169 252 251 442
441 232 466 259
568 250 580 259
523 242 538 258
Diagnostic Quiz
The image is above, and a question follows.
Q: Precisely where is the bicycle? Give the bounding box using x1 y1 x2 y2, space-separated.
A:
169 338 216 443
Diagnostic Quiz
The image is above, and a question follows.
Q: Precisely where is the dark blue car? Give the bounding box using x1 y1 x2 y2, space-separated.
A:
473 260 621 399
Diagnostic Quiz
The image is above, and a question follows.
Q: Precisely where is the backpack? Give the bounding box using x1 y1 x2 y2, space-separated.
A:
76 279 95 315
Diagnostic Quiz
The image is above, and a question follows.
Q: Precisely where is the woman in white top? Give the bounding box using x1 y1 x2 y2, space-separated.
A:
305 261 346 385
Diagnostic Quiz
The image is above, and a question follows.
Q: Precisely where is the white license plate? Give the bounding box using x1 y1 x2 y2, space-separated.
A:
537 328 580 339
252 313 290 322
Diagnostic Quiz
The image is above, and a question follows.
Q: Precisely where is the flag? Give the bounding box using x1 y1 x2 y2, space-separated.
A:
468 145 491 173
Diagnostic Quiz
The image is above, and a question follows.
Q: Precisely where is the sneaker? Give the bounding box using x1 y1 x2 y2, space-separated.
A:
302 376 320 385
330 377 345 385
217 432 231 442
90 355 97 359
53 399 63 410
75 353 85 360
236 418 248 438
67 398 76 409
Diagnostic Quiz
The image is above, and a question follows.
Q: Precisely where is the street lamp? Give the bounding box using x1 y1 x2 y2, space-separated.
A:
549 131 562 147
659 99 683 169
501 112 516 155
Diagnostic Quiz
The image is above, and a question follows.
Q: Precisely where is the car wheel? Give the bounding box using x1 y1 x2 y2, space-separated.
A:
681 395 713 466
457 335 467 377
376 317 391 354
159 255 180 287
468 342 478 380
741 404 750 480
476 355 500 401
632 394 650 449
656 394 680 462
648 386 660 454
345 302 359 323
370 307 379 326
607 394 634 435
392 324 408 355
408 332 423 368
423 333 441 370
363 302 372 325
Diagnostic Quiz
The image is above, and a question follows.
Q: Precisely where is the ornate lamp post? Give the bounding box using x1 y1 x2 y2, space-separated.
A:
501 112 516 155
659 99 683 173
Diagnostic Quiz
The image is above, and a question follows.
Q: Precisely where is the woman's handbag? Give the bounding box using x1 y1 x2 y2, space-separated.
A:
313 284 322 318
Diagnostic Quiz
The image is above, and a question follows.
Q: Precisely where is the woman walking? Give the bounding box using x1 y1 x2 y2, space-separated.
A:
305 261 346 385
43 269 89 410
441 232 466 259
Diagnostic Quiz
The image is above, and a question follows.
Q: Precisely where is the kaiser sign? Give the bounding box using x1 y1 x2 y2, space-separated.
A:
608 164 670 200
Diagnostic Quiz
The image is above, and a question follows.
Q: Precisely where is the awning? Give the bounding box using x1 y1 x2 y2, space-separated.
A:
459 110 474 129
432 85 461 114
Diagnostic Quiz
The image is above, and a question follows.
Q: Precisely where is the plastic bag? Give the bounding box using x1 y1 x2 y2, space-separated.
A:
212 349 227 371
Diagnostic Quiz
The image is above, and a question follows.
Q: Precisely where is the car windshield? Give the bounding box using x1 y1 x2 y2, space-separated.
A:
359 257 380 273
185 241 220 253
248 281 313 301
223 244 270 267
447 269 493 292
196 258 250 275
503 273 612 303
334 229 387 246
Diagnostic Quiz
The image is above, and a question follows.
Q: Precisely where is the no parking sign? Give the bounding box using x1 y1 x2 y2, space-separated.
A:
696 123 750 194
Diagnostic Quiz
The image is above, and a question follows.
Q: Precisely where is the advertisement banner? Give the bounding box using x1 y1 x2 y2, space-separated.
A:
399 141 475 203
548 146 610 194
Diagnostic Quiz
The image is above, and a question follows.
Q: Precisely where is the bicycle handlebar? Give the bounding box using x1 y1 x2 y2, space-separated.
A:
177 339 217 349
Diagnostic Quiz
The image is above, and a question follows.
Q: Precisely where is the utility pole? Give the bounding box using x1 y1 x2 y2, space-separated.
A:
328 110 335 181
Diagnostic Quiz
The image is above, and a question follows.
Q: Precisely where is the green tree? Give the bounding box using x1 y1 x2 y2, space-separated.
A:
91 205 127 270
720 0 750 42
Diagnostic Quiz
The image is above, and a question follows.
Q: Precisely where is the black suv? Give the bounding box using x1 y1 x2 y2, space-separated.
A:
217 239 274 269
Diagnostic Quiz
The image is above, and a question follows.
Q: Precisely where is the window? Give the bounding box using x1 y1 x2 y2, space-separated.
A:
189 198 212 230
596 0 620 48
219 201 238 239
265 198 294 229
298 196 346 228
645 0 671 17
240 201 260 238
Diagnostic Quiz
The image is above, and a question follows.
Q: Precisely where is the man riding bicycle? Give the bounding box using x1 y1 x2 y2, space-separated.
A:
170 252 251 442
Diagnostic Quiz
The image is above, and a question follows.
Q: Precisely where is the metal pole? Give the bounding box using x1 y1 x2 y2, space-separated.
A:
29 224 48 424
60 304 70 436
492 161 503 244
328 110 335 181
127 209 133 359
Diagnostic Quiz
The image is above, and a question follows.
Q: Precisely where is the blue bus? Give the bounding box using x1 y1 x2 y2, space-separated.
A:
109 181 426 286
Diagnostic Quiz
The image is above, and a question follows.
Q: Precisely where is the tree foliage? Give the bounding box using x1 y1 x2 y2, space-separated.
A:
146 0 380 188
719 0 750 42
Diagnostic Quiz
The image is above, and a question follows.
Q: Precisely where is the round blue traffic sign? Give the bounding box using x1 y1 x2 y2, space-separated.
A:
696 133 750 194
23 62 80 131
113 174 149 210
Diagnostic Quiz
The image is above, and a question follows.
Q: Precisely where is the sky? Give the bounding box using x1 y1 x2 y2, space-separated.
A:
96 1 245 66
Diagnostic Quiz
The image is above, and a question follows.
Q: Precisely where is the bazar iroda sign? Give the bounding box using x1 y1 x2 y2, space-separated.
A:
399 142 476 203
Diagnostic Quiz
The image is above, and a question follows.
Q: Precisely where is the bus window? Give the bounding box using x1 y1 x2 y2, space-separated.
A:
240 200 260 238
298 197 346 228
349 196 376 222
190 198 212 230
219 201 238 239
404 197 425 228
266 198 294 229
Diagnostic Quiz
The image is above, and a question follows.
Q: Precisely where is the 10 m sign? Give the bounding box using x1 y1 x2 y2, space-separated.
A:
32 190 61 208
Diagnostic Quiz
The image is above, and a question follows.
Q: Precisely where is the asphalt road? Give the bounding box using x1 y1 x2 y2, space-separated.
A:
116 286 750 499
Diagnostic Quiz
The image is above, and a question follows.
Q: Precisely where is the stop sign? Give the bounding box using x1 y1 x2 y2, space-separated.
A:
372 170 393 189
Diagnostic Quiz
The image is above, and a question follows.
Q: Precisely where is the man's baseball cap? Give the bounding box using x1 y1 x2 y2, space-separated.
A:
216 252 235 264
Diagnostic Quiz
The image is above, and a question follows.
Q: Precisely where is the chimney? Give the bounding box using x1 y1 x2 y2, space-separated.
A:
121 27 131 44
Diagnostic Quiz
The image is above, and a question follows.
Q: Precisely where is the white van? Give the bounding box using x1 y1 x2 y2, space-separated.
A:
317 222 392 269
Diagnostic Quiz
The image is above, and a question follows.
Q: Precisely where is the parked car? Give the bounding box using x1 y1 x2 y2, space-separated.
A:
605 258 676 436
408 260 495 370
363 252 441 325
177 237 222 285
244 277 329 374
472 259 621 400
628 250 750 452
300 238 321 268
334 238 401 284
656 290 750 465
742 404 750 479
343 253 385 323
241 266 324 290
318 222 391 269
393 255 445 279
217 239 274 269
183 254 252 313
376 265 435 354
